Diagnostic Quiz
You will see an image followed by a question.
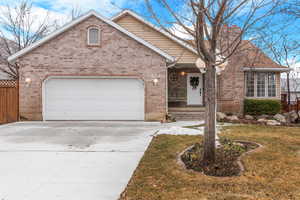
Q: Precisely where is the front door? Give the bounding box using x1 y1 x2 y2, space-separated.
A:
187 73 203 105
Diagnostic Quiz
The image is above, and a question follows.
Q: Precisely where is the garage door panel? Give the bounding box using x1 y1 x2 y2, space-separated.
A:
44 78 144 120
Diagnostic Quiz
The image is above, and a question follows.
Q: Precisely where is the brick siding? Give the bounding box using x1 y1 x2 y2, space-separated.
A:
16 16 167 121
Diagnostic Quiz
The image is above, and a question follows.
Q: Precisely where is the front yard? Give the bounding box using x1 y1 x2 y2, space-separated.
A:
120 125 300 200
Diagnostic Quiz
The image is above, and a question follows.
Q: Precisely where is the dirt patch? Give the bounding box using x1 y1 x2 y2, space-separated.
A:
180 138 261 177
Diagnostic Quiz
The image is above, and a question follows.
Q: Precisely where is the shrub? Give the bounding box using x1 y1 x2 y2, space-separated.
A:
244 99 281 115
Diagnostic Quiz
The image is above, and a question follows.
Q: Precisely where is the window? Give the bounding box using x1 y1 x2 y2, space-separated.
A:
257 73 266 97
245 72 276 98
87 27 100 45
268 73 276 97
245 72 255 97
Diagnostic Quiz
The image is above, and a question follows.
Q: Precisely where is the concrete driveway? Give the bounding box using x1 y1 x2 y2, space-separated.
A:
0 121 162 200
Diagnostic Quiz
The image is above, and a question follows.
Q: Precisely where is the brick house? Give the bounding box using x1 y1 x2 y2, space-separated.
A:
281 78 300 103
7 10 289 121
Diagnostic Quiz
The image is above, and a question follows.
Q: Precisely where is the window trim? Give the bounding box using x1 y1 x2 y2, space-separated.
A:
245 72 255 97
245 72 277 98
257 72 267 97
267 73 276 97
87 26 101 46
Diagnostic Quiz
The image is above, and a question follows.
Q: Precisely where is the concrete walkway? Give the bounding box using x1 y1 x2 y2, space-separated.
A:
0 121 164 200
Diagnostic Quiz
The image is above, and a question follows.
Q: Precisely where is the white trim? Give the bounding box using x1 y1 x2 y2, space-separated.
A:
243 67 290 72
8 10 174 62
112 10 198 55
267 72 277 97
42 76 145 121
87 26 101 45
245 72 277 98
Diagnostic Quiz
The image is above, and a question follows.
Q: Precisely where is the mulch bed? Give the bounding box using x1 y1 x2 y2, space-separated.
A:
180 138 259 177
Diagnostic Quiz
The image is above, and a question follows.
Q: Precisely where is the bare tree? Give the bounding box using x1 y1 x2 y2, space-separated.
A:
258 31 299 105
282 0 300 18
145 0 283 163
0 0 53 79
70 7 83 20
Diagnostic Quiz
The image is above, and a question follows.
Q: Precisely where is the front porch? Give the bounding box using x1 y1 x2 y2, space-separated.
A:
167 65 205 120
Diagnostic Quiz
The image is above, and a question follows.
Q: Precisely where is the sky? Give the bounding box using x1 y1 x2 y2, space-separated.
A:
0 0 138 17
0 0 299 71
0 0 145 27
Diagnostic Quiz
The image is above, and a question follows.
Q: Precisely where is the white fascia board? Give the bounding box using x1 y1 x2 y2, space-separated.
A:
243 67 291 72
8 10 174 62
112 10 198 55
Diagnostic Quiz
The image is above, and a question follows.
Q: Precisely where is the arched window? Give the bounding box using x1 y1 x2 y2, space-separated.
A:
87 27 100 45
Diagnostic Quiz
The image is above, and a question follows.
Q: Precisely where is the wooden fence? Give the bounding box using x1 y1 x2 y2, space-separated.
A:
281 94 300 112
0 80 19 124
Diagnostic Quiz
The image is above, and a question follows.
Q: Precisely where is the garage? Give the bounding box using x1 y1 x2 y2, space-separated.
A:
43 77 145 120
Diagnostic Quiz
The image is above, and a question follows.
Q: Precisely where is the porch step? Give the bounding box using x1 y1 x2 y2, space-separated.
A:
168 107 205 112
169 111 205 121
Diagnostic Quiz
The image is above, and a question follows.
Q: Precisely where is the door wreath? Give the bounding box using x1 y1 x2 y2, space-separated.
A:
190 77 199 89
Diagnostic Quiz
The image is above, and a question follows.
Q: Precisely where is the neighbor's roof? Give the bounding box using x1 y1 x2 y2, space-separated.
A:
8 10 174 62
112 9 198 55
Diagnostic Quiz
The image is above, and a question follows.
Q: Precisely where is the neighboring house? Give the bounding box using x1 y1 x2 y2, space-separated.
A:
0 71 11 80
0 38 10 80
0 37 17 80
7 10 289 121
281 78 300 102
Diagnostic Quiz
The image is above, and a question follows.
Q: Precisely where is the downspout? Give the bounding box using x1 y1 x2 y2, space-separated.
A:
166 64 168 116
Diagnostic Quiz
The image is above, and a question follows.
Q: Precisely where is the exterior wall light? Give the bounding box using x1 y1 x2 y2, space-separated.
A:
151 73 160 86
180 71 186 76
196 58 206 73
153 78 159 86
216 60 228 75
195 57 228 75
25 77 32 84
25 77 32 87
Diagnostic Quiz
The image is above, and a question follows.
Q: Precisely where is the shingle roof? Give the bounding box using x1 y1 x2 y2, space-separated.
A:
185 39 288 70
239 40 287 69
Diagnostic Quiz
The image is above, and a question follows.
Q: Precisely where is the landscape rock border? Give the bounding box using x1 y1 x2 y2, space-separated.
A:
217 111 300 126
177 141 263 177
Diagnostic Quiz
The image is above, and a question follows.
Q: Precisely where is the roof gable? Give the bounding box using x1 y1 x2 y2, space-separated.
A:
8 10 174 62
112 10 198 55
240 40 287 69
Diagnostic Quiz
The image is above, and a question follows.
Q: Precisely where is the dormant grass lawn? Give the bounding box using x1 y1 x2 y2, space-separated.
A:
120 125 300 200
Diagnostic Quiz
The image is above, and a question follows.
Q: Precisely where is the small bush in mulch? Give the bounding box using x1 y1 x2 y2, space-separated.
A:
181 138 259 177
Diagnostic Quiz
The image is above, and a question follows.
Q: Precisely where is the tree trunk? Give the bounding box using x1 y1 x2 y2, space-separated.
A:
287 72 291 108
202 62 217 164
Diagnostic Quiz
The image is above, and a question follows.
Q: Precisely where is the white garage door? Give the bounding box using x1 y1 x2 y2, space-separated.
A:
43 77 145 120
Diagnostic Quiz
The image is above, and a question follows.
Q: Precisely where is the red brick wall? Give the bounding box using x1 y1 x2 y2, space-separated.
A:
217 54 245 113
17 16 167 121
218 53 282 114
